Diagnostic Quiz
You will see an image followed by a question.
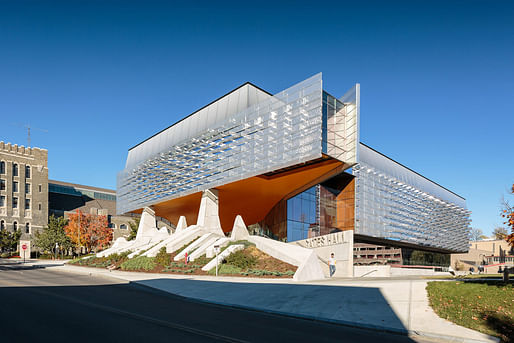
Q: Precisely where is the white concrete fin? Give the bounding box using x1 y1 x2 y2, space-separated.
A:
165 226 205 255
96 237 131 257
175 216 187 233
196 189 224 235
206 237 230 258
174 233 215 261
230 215 250 241
201 244 245 271
189 235 222 261
142 225 203 257
135 207 158 241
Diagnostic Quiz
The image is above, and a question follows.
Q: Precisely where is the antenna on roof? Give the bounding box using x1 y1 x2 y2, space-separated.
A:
12 123 48 147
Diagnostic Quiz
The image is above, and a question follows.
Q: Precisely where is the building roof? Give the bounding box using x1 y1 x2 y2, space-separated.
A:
360 143 466 201
48 179 115 195
129 81 273 152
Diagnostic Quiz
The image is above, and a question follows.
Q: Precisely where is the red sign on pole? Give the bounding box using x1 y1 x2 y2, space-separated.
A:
22 244 27 250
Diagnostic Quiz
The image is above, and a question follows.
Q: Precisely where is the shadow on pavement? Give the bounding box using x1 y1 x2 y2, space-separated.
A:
136 278 409 334
0 280 417 343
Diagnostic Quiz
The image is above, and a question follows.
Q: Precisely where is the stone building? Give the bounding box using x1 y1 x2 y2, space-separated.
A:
451 239 514 273
0 142 48 241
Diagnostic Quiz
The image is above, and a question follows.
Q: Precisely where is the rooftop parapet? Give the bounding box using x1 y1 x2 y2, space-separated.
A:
0 141 48 162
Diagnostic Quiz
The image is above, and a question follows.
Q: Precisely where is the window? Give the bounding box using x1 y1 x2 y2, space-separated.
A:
25 165 31 178
38 184 42 192
0 220 4 231
109 223 116 229
25 223 30 234
13 197 18 209
25 199 30 210
13 164 18 176
120 224 127 230
38 203 42 211
13 181 18 193
0 161 4 174
0 195 5 207
13 221 17 231
0 179 5 191
25 183 30 194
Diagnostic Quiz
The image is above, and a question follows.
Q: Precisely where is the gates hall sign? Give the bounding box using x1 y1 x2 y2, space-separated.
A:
301 232 348 248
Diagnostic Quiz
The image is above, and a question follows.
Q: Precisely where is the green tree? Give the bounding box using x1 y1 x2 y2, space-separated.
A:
34 215 73 255
0 230 22 254
127 217 140 241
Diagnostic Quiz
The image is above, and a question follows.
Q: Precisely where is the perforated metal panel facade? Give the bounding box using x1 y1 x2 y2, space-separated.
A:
118 74 361 214
354 144 470 252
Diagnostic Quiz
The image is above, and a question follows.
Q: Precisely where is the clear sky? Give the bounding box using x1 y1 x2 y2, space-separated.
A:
0 0 512 236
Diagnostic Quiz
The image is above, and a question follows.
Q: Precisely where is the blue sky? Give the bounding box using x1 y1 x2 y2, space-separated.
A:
0 1 512 236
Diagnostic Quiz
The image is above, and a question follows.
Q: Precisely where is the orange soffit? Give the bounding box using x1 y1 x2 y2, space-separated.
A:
147 159 346 232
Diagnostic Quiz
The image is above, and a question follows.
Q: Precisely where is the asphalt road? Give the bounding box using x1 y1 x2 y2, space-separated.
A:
0 260 434 343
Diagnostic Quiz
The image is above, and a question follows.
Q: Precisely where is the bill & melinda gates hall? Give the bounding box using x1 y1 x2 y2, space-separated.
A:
116 73 470 275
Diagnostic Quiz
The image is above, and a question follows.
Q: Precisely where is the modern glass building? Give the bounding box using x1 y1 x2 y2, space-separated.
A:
117 73 470 258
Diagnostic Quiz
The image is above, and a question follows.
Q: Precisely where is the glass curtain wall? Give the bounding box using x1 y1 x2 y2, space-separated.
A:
286 184 341 242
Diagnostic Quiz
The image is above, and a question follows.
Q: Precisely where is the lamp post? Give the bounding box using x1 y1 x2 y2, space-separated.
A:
214 245 220 277
78 210 81 257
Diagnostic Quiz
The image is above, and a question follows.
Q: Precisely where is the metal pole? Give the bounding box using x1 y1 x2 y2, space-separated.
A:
78 211 81 256
215 249 218 277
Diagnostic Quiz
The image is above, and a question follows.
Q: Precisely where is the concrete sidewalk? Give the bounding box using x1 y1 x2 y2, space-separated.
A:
51 263 498 343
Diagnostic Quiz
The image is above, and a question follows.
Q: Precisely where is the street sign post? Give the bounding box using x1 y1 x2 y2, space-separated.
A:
22 244 27 263
214 245 220 277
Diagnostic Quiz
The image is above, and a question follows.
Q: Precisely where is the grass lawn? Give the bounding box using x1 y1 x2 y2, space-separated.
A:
425 274 504 280
426 280 513 342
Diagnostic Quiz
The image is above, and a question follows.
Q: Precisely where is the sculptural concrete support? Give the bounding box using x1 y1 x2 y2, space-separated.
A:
230 215 249 241
196 189 224 236
175 216 187 233
135 207 159 241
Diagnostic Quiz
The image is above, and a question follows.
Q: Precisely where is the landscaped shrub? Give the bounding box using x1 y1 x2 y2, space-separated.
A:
193 255 210 266
155 247 171 266
120 256 156 271
107 251 130 264
208 264 241 275
225 249 257 270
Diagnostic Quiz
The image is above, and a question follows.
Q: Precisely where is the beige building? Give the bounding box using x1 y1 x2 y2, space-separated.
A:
0 142 48 241
451 239 514 273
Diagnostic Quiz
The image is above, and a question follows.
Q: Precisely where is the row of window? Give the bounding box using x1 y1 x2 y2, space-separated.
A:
0 220 31 233
0 162 31 178
109 223 128 230
0 195 41 211
0 180 33 193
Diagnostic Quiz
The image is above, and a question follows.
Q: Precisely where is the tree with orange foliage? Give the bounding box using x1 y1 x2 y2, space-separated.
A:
502 184 514 247
65 210 113 253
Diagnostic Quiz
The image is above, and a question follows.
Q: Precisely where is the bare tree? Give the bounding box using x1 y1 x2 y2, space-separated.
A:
493 227 508 240
469 227 485 242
